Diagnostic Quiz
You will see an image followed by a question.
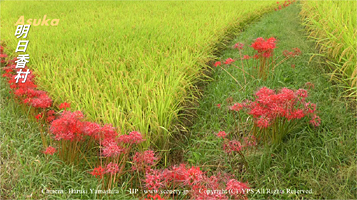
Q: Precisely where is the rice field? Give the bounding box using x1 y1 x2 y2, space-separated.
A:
300 0 357 99
1 1 276 148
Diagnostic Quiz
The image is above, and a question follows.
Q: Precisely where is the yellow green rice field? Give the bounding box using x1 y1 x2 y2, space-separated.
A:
1 1 275 148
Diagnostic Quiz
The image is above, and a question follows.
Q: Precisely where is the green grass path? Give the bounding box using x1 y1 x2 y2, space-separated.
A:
184 3 356 199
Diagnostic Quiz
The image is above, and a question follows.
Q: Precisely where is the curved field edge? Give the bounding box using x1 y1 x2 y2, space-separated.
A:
0 1 278 149
300 0 357 99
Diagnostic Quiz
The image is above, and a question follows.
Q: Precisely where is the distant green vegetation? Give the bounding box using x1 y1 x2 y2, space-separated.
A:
300 0 357 99
1 1 275 149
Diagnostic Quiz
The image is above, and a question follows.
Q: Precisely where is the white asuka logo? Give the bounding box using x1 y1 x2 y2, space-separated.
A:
15 15 60 26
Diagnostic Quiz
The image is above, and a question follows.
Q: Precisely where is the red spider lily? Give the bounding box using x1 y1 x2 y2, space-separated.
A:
185 166 204 186
229 103 243 111
288 109 305 120
98 124 118 140
81 121 101 137
243 135 257 147
145 169 164 190
226 179 249 198
216 131 227 138
132 150 158 171
89 166 105 179
216 103 221 108
2 73 12 78
283 48 301 58
310 115 321 127
145 194 165 200
50 111 85 141
43 146 57 155
2 68 13 78
3 64 16 71
233 42 244 50
25 93 53 108
296 89 308 99
242 55 250 60
46 115 56 123
8 74 37 89
102 141 125 158
237 87 320 143
14 88 46 98
224 58 235 65
8 58 18 65
251 37 276 58
256 117 270 128
144 164 249 199
292 47 301 55
304 102 317 113
223 140 242 154
35 113 44 122
118 131 145 144
214 61 221 67
263 51 272 58
47 110 56 116
106 162 120 175
59 102 70 110
161 163 188 183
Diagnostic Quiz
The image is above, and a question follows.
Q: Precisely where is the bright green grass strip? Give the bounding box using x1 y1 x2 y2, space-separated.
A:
1 1 276 149
185 3 356 199
300 0 357 99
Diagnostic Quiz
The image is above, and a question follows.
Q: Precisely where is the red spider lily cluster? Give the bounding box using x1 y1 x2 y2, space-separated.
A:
50 111 145 147
43 146 57 155
144 164 249 199
275 0 296 11
224 58 235 65
106 162 120 175
233 42 244 50
89 166 106 179
214 37 301 81
59 102 70 110
228 87 321 143
283 47 301 58
251 37 278 80
216 131 227 138
215 131 257 154
247 87 320 127
132 150 158 171
145 194 165 200
2 57 53 109
250 37 277 58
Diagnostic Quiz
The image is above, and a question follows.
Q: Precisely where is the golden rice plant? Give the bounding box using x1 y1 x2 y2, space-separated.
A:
300 0 357 100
